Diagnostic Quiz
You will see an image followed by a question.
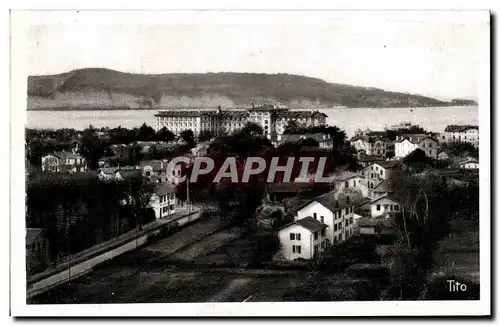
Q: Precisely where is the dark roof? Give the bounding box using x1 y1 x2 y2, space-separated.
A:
26 228 44 246
154 183 176 196
247 104 286 111
49 151 83 160
279 216 328 232
358 153 384 162
267 182 314 193
118 170 143 179
444 125 479 132
155 110 217 118
275 110 327 119
372 180 394 193
352 197 372 207
375 160 401 169
312 192 351 212
459 159 479 165
368 194 400 205
357 217 395 228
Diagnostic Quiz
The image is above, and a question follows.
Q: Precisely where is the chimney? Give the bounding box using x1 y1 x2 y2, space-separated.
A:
251 102 255 108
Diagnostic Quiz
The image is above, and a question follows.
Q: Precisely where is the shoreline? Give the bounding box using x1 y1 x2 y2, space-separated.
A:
26 104 477 112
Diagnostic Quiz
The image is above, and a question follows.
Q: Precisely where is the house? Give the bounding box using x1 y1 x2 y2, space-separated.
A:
265 182 315 203
356 152 386 168
278 217 328 260
191 142 211 156
278 133 333 149
350 134 389 157
140 159 168 179
361 161 402 190
442 125 479 148
371 179 395 198
437 150 450 161
394 135 439 159
357 216 397 236
41 151 87 173
368 194 401 218
459 158 479 170
97 166 142 181
295 193 356 246
98 156 118 168
26 228 50 275
332 173 370 198
149 183 176 219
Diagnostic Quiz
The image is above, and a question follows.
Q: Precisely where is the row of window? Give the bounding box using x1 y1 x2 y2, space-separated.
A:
376 204 400 211
161 204 175 213
159 194 175 203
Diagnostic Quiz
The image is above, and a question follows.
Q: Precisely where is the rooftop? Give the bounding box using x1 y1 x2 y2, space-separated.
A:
280 216 328 233
444 125 479 132
154 183 176 196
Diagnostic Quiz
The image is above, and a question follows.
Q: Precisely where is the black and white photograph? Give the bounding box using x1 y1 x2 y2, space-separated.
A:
10 8 491 317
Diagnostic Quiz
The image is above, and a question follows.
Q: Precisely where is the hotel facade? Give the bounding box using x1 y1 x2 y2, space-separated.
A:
153 104 327 140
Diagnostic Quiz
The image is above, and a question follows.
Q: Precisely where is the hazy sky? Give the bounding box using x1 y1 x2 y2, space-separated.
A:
25 14 486 100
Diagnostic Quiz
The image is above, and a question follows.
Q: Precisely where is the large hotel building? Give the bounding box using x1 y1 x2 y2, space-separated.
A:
154 104 328 140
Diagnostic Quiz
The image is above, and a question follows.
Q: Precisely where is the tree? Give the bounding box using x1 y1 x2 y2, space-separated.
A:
123 176 154 231
79 126 106 169
283 120 302 134
180 129 196 147
198 130 215 142
136 123 156 141
239 122 264 138
155 127 175 142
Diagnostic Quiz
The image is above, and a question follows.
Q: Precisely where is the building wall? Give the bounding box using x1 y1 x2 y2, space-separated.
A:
370 197 401 218
150 193 176 219
278 224 327 260
26 235 50 275
336 177 370 198
443 128 479 148
418 138 439 159
461 162 479 169
296 201 355 245
395 139 418 158
296 202 334 243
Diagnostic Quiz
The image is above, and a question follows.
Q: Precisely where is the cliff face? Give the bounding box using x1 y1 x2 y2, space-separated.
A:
27 68 449 110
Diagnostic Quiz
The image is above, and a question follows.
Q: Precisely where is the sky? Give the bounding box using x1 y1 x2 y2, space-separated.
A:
24 12 487 100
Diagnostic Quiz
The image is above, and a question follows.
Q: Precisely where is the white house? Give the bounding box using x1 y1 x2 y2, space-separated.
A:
295 193 355 246
97 166 142 181
361 161 402 190
278 216 328 260
41 151 87 173
369 195 401 218
394 135 439 159
442 125 479 148
149 183 176 219
459 159 479 170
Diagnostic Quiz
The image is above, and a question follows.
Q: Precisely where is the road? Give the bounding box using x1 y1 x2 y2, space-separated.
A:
29 215 307 304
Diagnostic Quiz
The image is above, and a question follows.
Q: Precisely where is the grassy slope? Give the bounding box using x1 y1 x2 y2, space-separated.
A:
28 67 449 109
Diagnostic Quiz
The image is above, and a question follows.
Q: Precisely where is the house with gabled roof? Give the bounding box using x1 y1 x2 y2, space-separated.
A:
41 151 87 173
443 125 479 148
278 216 328 260
395 135 439 159
295 192 356 246
368 194 402 218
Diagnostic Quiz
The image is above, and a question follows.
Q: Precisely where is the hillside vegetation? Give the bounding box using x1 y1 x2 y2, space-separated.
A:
28 68 457 110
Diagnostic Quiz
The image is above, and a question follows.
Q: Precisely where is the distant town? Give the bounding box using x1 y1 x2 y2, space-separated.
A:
26 103 479 303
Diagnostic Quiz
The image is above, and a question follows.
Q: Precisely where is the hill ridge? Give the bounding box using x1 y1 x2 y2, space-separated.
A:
27 68 468 110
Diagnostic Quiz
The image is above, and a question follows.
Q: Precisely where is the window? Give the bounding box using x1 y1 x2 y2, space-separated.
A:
350 217 353 225
321 229 325 237
170 204 174 210
313 213 317 219
290 233 295 240
338 234 342 241
296 246 302 254
353 180 356 187
395 205 400 211
297 233 301 241
334 224 338 231
380 170 384 176
376 204 381 211
339 222 342 229
314 244 319 253
320 216 324 223
345 232 349 239
314 232 319 240
371 173 374 178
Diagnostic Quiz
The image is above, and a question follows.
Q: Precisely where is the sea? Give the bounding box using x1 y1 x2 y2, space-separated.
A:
26 106 478 137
